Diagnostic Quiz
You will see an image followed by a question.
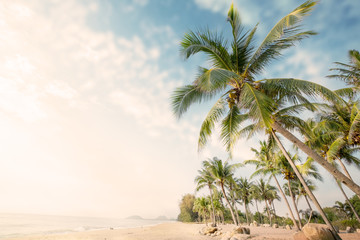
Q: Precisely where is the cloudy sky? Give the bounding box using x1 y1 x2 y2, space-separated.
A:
0 0 359 219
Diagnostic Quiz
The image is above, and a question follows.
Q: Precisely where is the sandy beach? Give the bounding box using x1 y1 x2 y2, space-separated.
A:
6 222 360 240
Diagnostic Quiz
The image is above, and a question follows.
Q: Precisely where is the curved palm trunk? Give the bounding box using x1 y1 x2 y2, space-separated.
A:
208 185 217 226
273 121 360 197
337 182 360 224
288 180 303 229
220 183 238 225
272 174 300 230
272 130 342 240
264 199 272 225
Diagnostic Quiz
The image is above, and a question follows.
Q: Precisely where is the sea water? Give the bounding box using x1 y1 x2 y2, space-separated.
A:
0 213 171 239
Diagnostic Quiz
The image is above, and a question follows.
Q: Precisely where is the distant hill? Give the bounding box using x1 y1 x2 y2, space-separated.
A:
155 215 168 220
126 215 143 220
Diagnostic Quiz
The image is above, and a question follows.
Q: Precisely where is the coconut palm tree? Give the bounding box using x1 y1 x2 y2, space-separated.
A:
204 157 239 225
193 197 211 224
195 162 217 226
302 118 360 223
235 177 253 225
170 0 360 200
277 153 304 228
245 140 300 230
256 178 277 225
250 184 263 224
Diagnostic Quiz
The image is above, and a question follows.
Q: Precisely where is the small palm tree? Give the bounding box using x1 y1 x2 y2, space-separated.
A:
204 157 240 225
195 162 217 226
236 177 253 225
256 178 277 225
245 140 300 230
193 197 211 225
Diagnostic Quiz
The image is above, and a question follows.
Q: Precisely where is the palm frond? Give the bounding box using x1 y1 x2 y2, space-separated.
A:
195 68 240 92
180 29 232 70
220 105 246 154
245 0 317 76
240 83 275 128
198 98 227 150
171 85 213 118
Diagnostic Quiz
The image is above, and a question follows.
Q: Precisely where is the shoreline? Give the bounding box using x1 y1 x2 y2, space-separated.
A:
4 222 360 240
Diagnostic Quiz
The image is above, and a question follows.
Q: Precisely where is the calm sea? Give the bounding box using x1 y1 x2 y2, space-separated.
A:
0 213 172 239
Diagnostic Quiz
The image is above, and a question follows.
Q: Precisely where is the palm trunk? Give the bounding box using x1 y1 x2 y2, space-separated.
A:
337 181 360 224
272 130 342 240
272 200 277 216
272 121 360 197
244 202 249 225
255 199 262 224
336 157 360 200
304 195 313 211
288 179 303 229
233 201 241 225
208 185 217 226
272 175 300 230
220 183 238 225
264 199 272 225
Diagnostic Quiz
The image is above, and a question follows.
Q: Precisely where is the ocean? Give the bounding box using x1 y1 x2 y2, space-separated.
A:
0 213 172 239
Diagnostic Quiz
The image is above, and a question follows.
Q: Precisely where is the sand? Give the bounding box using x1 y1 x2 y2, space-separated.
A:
6 222 360 240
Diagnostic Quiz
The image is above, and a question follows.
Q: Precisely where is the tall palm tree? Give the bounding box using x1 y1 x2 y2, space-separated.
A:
195 162 217 226
204 157 239 225
245 140 300 230
171 0 360 200
236 177 253 225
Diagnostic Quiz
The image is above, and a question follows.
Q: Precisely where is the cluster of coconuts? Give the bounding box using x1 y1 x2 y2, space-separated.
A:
227 90 239 109
282 170 296 180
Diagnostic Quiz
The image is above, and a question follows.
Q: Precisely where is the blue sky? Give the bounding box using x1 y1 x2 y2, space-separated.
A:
0 0 359 219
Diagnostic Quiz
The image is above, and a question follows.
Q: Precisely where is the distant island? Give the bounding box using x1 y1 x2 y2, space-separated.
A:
126 215 143 220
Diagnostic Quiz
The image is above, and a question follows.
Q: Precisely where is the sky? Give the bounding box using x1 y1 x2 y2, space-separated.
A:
0 0 359 219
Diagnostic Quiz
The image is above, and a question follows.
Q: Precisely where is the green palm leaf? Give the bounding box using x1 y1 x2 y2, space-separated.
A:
240 83 275 128
245 0 317 76
171 85 214 118
198 98 227 150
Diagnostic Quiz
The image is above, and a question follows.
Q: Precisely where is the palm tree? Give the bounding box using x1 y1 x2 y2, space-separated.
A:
236 177 253 225
171 0 360 201
328 50 360 87
302 118 360 223
278 154 303 228
193 197 211 224
256 178 277 225
195 162 217 226
204 157 239 225
245 140 300 230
